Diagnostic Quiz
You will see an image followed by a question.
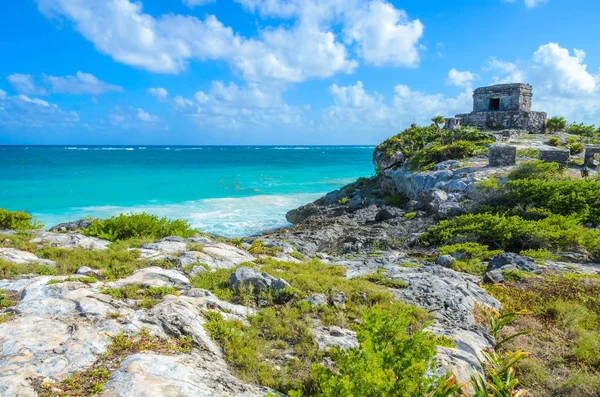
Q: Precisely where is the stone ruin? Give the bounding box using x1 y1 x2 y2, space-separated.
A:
584 146 600 168
488 145 516 167
446 84 547 133
539 149 570 168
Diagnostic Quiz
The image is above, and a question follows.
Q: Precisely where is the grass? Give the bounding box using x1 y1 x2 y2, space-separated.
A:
195 258 442 395
485 272 600 396
40 329 191 396
103 284 179 308
47 276 99 285
437 242 503 275
248 240 281 256
0 289 15 307
361 269 407 288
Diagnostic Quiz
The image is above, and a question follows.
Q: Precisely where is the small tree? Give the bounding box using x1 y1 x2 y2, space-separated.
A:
432 115 446 144
546 116 567 132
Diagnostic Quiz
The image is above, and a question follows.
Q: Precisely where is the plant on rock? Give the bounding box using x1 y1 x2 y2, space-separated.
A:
0 208 43 230
85 212 197 241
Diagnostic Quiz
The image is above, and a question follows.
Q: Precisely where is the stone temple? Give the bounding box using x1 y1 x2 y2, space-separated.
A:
445 83 547 133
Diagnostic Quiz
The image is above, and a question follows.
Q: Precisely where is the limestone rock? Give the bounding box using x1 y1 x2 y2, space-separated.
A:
76 266 100 276
0 248 55 266
305 294 327 307
483 269 504 284
101 352 275 397
30 232 111 251
373 150 405 171
436 255 456 268
111 267 190 290
487 253 537 272
229 267 290 292
313 326 359 351
49 219 93 232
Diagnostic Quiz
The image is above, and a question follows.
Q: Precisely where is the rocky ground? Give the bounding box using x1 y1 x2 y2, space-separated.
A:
1 131 599 396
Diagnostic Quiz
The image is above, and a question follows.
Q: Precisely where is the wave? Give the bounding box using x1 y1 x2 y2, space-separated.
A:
36 193 323 238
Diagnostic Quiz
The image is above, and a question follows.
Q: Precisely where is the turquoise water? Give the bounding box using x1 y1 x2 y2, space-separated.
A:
0 146 374 236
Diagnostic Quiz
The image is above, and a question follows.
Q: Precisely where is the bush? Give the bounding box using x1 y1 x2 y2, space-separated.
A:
314 305 443 396
568 141 585 155
409 140 488 170
548 137 561 146
546 116 567 132
421 212 600 259
0 209 43 230
85 213 197 241
568 122 597 137
507 160 564 181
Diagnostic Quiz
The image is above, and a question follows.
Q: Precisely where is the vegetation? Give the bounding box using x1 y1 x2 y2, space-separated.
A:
248 240 281 256
103 284 179 308
0 209 43 230
568 141 585 155
437 242 502 276
47 276 98 285
546 116 567 132
486 272 600 396
506 160 564 181
85 212 197 241
547 136 561 146
40 329 191 396
0 289 15 308
374 125 493 171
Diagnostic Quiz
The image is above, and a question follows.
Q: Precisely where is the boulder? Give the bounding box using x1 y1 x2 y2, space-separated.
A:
49 219 93 232
331 292 346 308
229 267 290 292
0 248 55 266
483 269 504 284
313 326 359 350
487 252 537 272
373 150 405 171
76 266 100 276
305 294 327 307
111 267 190 290
436 255 456 268
30 232 111 250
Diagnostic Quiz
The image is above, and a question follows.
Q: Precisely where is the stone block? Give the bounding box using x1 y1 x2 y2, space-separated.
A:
584 146 600 168
538 149 570 166
488 145 516 167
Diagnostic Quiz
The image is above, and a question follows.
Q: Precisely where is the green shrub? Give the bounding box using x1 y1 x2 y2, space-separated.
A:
568 122 597 137
0 209 43 230
421 212 600 260
85 213 197 241
547 116 567 132
0 289 15 308
548 137 561 146
507 160 564 181
404 212 417 220
517 148 540 158
568 142 585 155
362 269 407 288
438 242 503 276
409 140 488 170
337 197 349 205
313 305 442 396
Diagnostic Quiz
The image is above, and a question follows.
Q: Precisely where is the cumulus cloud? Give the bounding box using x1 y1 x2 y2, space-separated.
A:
7 71 122 95
35 0 423 82
168 81 305 130
446 68 477 87
136 108 159 122
7 74 48 95
323 80 471 139
148 87 169 100
0 91 79 128
484 58 526 84
532 43 596 96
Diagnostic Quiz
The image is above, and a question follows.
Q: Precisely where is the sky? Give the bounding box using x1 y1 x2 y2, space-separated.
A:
0 0 599 145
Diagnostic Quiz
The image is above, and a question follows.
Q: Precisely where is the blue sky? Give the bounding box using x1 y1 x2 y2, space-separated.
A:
0 0 599 145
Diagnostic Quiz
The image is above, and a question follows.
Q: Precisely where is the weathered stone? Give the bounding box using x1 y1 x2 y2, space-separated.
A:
483 269 504 284
488 145 516 167
331 292 346 308
373 150 405 171
229 267 290 292
76 266 100 276
436 255 456 268
313 326 359 351
538 149 570 166
455 84 547 133
112 267 190 290
433 160 462 170
487 253 537 272
584 146 600 168
305 294 327 307
30 232 111 251
0 248 55 266
49 219 93 232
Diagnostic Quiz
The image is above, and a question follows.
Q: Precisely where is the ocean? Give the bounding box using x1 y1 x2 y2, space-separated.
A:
0 146 375 237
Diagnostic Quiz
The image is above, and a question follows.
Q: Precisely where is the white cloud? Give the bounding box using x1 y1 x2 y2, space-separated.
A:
342 1 424 67
322 81 471 138
148 87 169 100
532 43 596 96
0 91 79 128
484 57 526 83
182 0 214 7
36 0 423 82
47 71 123 95
7 74 48 95
170 81 305 130
7 71 122 95
136 108 160 122
504 0 548 8
446 68 476 87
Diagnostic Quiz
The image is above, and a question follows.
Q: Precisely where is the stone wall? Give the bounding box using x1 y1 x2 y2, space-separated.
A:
472 84 532 112
457 110 546 133
539 149 570 166
488 145 516 167
584 146 600 167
